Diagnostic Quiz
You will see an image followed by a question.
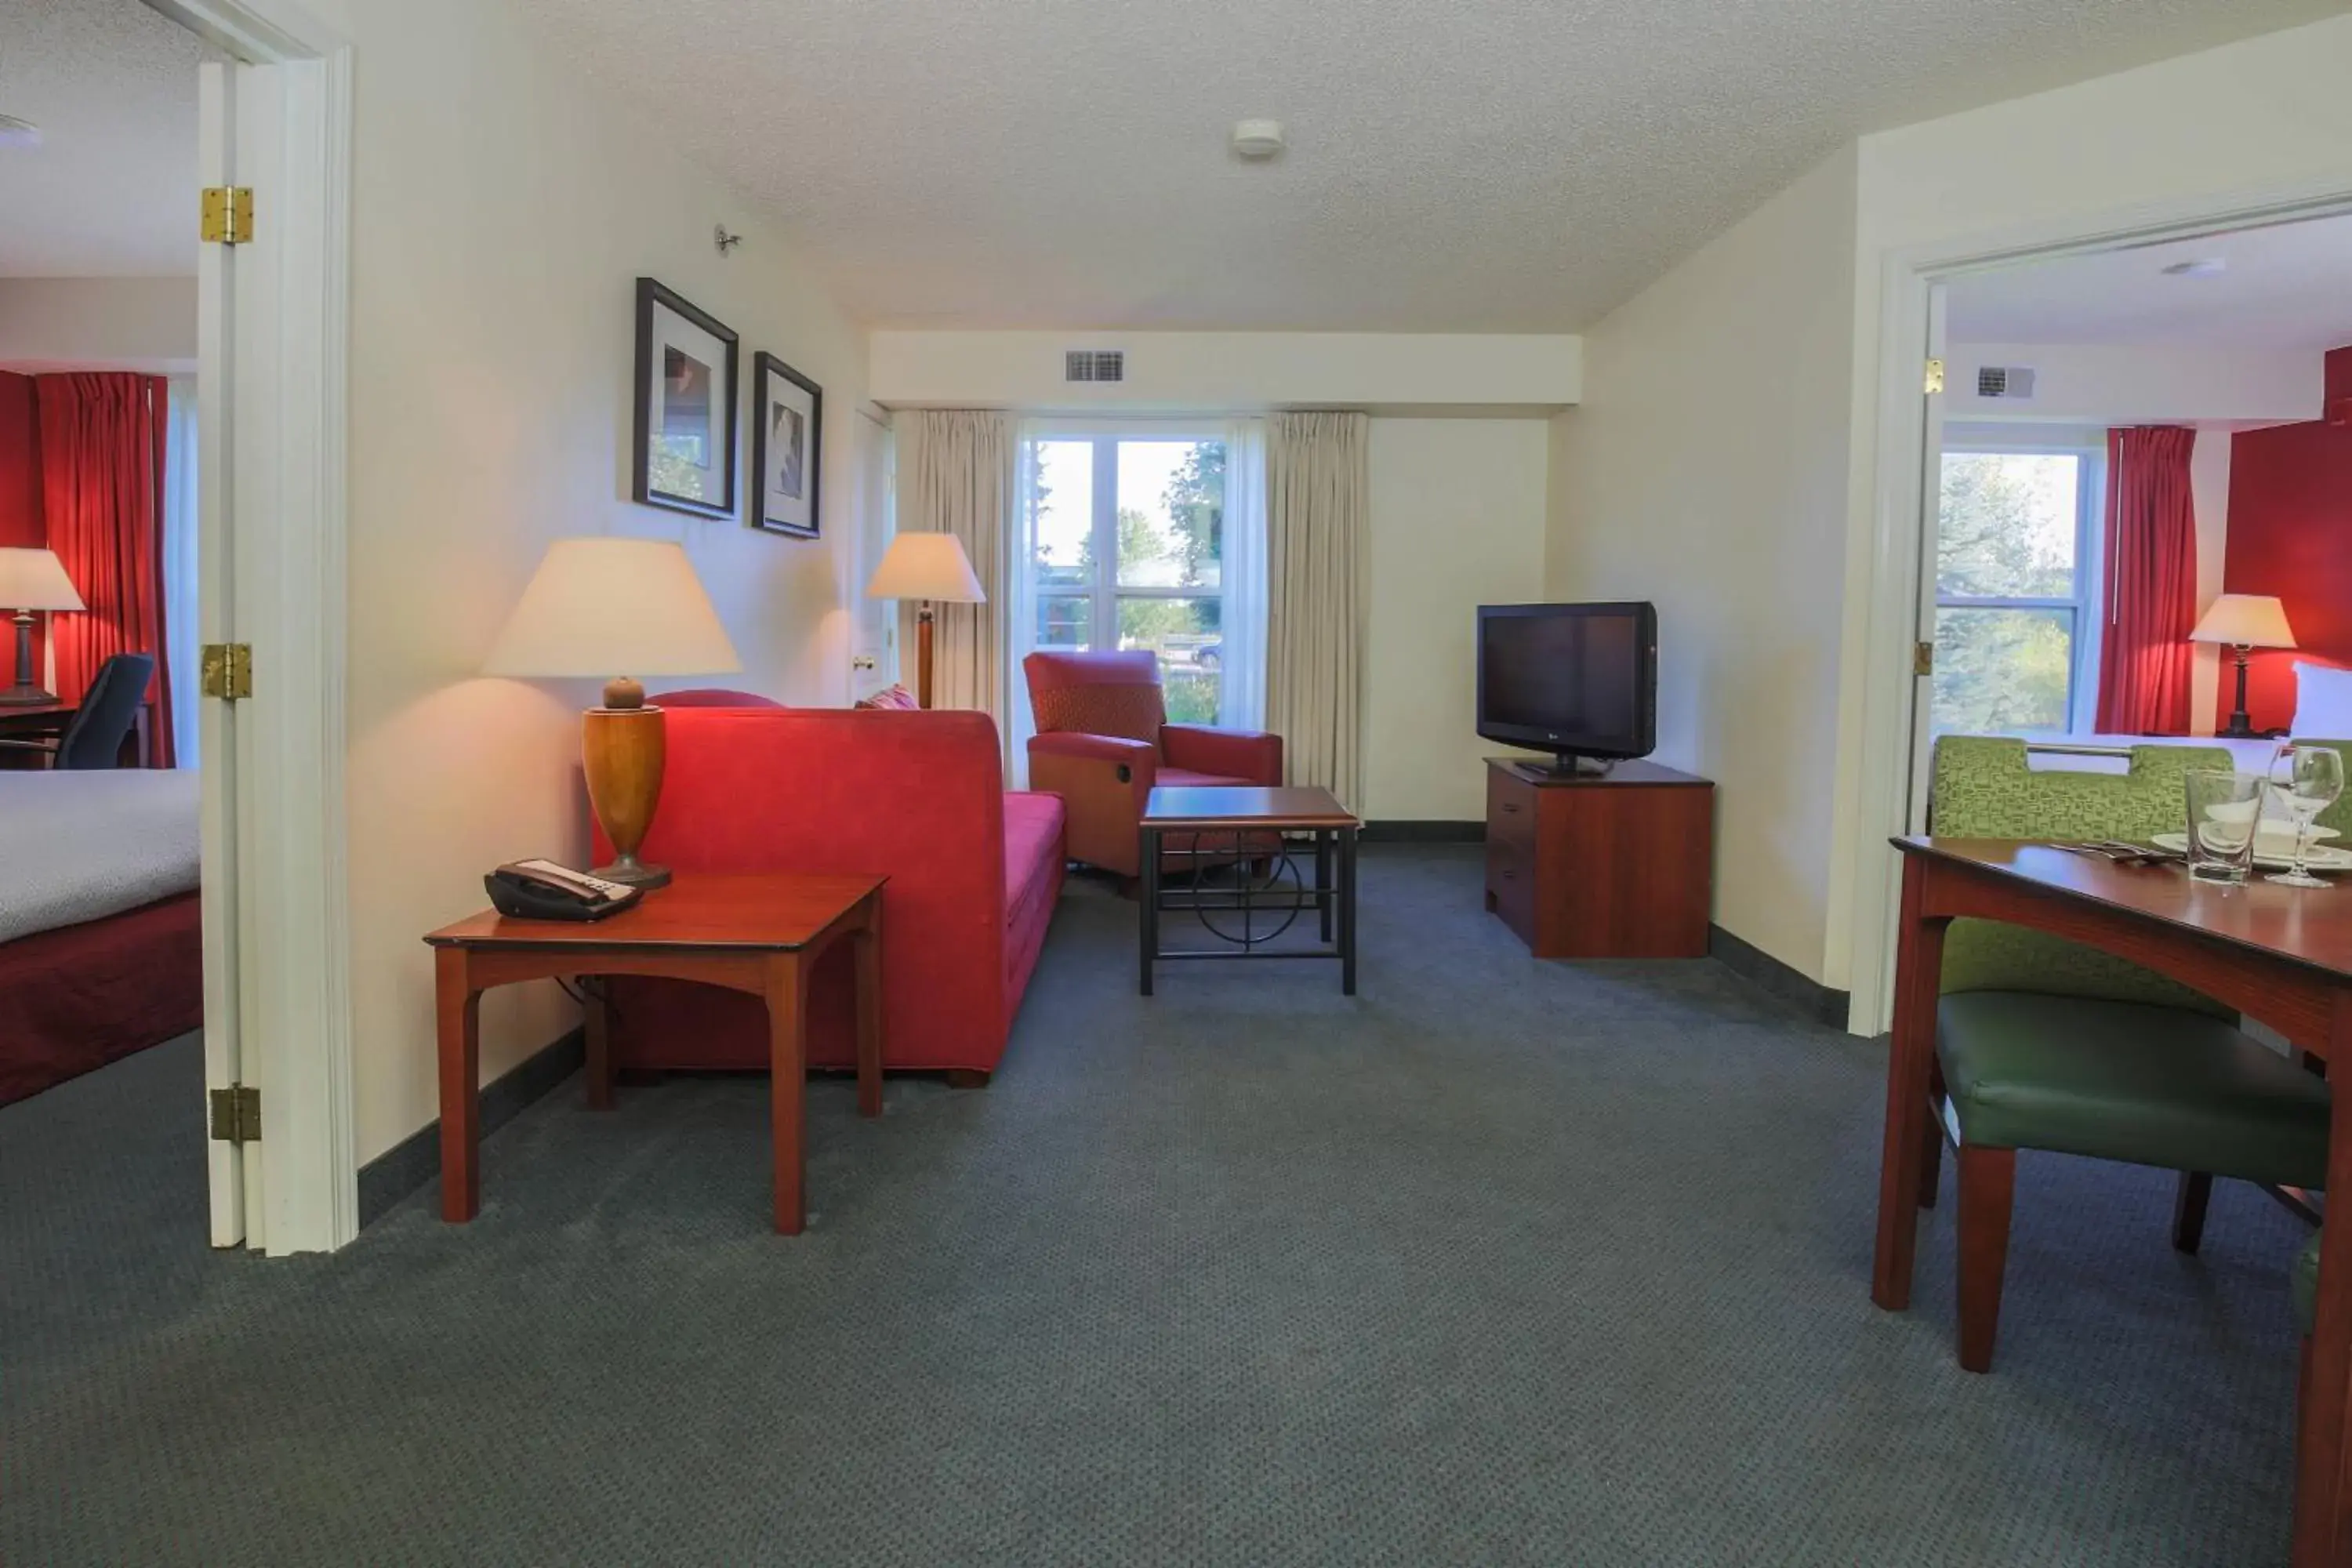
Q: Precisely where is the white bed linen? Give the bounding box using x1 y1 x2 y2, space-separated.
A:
0 770 200 945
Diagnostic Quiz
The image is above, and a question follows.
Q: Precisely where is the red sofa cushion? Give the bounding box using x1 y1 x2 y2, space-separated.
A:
600 708 1063 1076
1026 648 1166 742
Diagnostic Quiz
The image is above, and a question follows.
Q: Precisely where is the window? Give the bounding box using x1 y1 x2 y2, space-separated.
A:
1027 435 1228 724
1929 448 2103 735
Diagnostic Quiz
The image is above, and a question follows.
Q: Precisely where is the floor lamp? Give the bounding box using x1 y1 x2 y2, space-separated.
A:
863 532 985 709
2190 593 2296 739
484 538 742 888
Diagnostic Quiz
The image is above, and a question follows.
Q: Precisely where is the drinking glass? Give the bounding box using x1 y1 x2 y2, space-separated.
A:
2183 769 2263 885
2267 745 2347 890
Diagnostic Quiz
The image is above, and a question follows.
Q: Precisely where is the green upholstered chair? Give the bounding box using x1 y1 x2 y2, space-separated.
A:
1923 737 2332 1372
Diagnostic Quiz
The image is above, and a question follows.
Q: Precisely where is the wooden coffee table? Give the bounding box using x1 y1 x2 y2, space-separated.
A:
423 871 885 1236
1138 786 1360 996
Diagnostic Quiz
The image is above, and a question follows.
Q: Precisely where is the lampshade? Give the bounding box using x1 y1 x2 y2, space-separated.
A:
483 537 742 678
0 547 85 612
2190 593 2296 650
864 532 985 604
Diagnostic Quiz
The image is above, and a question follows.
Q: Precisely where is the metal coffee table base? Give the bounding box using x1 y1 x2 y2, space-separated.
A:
1138 824 1357 996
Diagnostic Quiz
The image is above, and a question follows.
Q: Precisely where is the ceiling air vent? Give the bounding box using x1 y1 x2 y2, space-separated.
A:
1065 349 1125 384
1975 365 2037 401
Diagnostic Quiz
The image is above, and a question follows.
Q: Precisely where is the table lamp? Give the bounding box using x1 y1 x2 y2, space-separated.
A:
863 532 985 709
2191 593 2297 739
0 547 85 707
484 537 742 888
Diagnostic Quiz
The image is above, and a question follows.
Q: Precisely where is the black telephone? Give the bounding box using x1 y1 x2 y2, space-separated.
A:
486 858 644 922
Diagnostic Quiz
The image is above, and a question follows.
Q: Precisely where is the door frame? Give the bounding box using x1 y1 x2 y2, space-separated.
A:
1843 176 2352 1039
151 0 356 1254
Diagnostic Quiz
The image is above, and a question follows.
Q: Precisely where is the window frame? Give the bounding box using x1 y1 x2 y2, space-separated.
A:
1029 430 1227 659
1932 441 2108 735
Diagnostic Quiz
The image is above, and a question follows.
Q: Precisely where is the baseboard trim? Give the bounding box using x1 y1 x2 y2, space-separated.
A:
1708 926 1849 1028
1361 820 1485 844
357 1025 585 1229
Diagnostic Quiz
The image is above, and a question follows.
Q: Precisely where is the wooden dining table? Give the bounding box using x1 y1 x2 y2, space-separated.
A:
1873 837 2352 1565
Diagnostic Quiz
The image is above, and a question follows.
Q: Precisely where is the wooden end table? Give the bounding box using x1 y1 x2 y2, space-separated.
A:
1138 785 1360 996
423 871 886 1236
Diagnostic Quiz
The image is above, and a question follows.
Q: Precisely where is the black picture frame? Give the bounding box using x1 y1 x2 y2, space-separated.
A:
632 278 739 521
751 351 823 539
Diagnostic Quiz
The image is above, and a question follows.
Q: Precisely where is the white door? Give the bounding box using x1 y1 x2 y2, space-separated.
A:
850 409 897 695
1902 283 1951 834
194 58 254 1247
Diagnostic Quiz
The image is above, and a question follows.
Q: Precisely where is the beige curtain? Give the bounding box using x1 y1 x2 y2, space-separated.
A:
1266 410 1368 808
895 409 1014 724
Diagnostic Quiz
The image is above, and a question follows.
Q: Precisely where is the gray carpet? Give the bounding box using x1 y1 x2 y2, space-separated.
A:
0 846 2312 1565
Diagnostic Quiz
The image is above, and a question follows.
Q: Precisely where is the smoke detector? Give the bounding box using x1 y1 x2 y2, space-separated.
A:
0 115 37 150
1230 119 1286 161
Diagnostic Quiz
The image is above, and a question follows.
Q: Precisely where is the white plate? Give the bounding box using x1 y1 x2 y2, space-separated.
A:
2150 832 2352 872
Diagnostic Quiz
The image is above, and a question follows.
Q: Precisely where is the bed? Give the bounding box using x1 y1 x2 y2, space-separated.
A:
0 770 202 1106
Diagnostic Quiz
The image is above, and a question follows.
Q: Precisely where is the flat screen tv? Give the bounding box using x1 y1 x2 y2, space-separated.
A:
1476 602 1658 774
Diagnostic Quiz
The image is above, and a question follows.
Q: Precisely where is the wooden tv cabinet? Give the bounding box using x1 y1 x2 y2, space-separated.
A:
1483 757 1715 959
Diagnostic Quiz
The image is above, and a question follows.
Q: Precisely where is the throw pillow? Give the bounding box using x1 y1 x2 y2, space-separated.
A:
2292 662 2352 739
855 683 920 711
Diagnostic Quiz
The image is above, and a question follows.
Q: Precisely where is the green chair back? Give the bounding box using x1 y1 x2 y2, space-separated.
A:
1928 736 2233 1015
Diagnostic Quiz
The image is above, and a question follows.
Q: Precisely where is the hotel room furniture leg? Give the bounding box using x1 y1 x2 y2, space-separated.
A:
584 979 614 1112
2172 1171 2212 1254
766 954 808 1236
1139 824 1162 996
855 917 884 1119
1338 826 1359 996
1871 862 1947 1312
1317 832 1333 943
1955 1144 2017 1374
2300 1010 2352 1566
435 948 482 1223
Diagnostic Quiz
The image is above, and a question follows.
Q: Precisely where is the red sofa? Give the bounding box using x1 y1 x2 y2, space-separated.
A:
601 705 1065 1083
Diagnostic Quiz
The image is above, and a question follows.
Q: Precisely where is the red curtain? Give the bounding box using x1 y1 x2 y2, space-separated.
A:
35 373 174 767
2093 426 2198 735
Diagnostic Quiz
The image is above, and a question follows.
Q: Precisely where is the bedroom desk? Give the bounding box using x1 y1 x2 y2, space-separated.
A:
424 871 886 1236
1872 837 2352 1566
0 701 153 769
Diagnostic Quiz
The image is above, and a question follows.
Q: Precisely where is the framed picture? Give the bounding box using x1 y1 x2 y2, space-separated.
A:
751 351 823 538
632 278 739 520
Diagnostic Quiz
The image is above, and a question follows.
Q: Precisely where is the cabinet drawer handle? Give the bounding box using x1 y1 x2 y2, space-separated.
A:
1501 802 1521 813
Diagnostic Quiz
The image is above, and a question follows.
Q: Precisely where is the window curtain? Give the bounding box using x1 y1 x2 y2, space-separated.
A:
896 409 1014 739
1266 410 1368 808
162 378 200 770
37 372 174 767
2093 425 2198 735
1005 423 1047 784
1220 417 1269 733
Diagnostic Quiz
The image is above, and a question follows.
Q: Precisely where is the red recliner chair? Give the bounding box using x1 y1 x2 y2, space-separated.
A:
1023 649 1283 879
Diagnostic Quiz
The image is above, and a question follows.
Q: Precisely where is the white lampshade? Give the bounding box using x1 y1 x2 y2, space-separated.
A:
483 537 741 679
2190 593 2296 650
0 547 85 612
864 532 985 604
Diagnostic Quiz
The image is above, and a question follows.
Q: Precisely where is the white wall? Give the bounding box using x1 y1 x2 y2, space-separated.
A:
1363 419 1549 820
872 331 1581 412
0 277 197 369
1943 341 2320 426
249 0 869 1163
1546 146 1861 983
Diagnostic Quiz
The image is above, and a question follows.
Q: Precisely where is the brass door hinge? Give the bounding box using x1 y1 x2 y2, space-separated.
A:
1923 358 1946 395
1914 641 1935 676
209 1084 261 1145
201 643 252 702
201 187 254 245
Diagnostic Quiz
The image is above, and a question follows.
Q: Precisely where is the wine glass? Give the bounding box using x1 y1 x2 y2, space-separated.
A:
2266 746 2346 889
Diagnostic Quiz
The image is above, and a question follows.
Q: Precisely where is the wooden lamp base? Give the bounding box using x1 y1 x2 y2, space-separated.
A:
581 693 670 888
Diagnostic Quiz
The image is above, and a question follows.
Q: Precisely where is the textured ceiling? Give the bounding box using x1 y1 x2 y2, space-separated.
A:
1948 212 2352 350
519 0 2344 332
0 0 201 277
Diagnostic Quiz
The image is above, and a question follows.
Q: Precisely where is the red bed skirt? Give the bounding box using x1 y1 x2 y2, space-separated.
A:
0 891 203 1107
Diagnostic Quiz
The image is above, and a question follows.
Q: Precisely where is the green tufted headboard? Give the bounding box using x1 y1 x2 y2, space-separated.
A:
1927 735 2233 1016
